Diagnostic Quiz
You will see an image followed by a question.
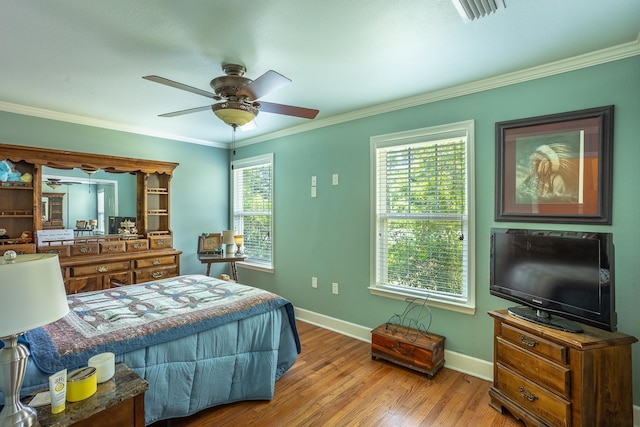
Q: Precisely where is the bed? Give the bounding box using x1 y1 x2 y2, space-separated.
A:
6 274 301 425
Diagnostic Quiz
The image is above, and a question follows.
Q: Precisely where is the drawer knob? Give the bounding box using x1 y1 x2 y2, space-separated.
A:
518 386 538 402
79 247 93 254
107 245 119 251
156 239 167 245
96 266 110 273
519 335 538 347
151 259 161 265
151 272 164 278
132 243 143 249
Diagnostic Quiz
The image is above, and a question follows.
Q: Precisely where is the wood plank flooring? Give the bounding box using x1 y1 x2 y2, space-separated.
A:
153 321 524 426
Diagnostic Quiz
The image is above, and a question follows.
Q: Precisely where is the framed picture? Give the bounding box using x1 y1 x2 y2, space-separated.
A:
198 233 222 254
495 105 614 224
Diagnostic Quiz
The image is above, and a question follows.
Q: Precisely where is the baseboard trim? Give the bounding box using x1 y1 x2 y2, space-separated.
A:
294 307 493 381
635 405 639 427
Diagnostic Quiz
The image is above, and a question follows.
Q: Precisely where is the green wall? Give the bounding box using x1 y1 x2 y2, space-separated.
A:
235 56 640 404
0 55 638 404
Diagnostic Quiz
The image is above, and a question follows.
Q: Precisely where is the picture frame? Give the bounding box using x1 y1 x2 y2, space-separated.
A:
495 105 614 224
198 233 222 254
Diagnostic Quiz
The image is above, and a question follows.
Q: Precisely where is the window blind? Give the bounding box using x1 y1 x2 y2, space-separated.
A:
232 155 273 267
376 138 468 298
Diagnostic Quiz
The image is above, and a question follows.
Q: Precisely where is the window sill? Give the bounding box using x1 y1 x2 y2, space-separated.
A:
368 286 476 315
238 261 274 274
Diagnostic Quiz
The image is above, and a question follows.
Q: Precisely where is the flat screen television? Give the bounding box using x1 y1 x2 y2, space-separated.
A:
489 228 616 332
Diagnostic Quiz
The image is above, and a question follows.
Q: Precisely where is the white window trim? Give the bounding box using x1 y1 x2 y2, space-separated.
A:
369 120 476 314
231 153 275 273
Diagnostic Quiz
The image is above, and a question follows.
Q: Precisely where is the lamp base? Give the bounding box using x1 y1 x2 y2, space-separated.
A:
0 405 37 427
0 335 37 427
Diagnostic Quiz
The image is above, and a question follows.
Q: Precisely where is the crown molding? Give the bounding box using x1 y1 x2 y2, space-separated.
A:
0 101 226 148
239 34 640 147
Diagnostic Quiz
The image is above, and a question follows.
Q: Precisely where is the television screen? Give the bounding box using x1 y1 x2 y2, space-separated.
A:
490 228 616 332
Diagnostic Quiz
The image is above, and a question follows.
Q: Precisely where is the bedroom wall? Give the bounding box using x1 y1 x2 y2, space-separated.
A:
233 55 640 405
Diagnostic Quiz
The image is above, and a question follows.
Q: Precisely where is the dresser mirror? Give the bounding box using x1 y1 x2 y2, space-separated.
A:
42 166 136 233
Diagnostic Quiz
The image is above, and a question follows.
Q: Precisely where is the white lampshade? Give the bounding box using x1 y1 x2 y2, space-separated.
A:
0 253 69 337
222 230 236 245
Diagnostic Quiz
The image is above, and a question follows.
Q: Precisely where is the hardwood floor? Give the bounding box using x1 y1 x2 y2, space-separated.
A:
153 321 524 426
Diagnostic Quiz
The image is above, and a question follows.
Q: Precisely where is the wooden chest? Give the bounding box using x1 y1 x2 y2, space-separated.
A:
371 323 445 378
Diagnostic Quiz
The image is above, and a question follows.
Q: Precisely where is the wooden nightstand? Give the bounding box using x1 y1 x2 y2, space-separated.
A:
34 362 148 427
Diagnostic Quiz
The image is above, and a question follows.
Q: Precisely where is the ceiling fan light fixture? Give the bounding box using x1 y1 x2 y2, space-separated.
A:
212 101 258 127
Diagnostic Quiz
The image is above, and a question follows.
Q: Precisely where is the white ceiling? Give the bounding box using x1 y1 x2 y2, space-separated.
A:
1 0 639 148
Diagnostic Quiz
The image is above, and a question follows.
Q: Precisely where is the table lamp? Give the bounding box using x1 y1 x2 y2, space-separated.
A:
0 252 69 427
233 234 244 256
222 230 235 257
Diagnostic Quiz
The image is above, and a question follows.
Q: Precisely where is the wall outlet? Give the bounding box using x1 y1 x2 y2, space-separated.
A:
311 175 317 186
332 173 339 186
312 277 318 288
311 186 317 198
332 282 339 294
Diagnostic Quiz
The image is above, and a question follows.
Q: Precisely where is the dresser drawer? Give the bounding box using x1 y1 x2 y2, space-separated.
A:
496 336 570 398
135 255 176 269
100 240 126 254
1 243 35 255
134 265 178 283
71 261 131 277
70 243 100 257
148 235 172 250
495 363 570 427
106 271 133 288
125 239 149 252
38 244 71 258
501 322 567 365
66 276 101 294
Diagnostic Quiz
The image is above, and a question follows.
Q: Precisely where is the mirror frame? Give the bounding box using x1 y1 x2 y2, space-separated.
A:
1 142 178 234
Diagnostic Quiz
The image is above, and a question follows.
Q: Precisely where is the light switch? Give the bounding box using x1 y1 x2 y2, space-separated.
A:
311 176 317 186
332 174 339 186
311 186 317 198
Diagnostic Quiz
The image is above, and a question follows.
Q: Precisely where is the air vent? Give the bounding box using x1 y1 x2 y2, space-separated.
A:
452 0 506 22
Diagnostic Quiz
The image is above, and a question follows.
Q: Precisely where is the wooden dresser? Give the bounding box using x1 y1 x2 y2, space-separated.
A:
488 310 637 427
38 235 181 293
0 143 182 294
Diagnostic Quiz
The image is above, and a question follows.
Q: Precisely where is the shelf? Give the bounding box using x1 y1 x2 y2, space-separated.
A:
0 182 33 189
146 187 168 194
0 210 34 216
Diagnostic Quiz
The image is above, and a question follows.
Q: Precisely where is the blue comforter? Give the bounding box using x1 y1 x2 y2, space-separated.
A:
7 275 300 425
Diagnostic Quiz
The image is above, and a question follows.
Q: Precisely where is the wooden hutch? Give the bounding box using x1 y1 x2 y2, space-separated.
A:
0 143 182 294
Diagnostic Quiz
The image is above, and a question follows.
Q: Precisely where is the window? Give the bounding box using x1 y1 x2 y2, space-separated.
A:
370 121 475 313
231 154 274 271
97 189 105 233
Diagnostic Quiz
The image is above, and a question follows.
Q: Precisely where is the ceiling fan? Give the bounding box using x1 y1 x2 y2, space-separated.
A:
143 64 319 128
43 178 81 190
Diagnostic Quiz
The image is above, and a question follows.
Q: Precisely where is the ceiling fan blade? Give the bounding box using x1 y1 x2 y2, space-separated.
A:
158 106 212 118
236 70 291 100
259 101 319 119
143 75 214 99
